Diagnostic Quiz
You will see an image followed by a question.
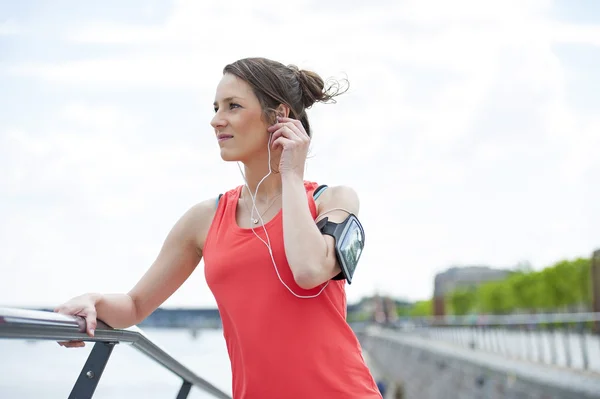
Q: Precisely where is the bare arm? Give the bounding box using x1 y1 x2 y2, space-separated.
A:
281 175 360 289
105 198 216 328
56 197 217 335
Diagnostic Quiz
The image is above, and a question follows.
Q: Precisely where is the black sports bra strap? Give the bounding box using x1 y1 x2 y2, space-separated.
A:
313 184 328 200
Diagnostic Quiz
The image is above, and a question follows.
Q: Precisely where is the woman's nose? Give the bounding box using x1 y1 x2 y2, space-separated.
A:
210 112 227 129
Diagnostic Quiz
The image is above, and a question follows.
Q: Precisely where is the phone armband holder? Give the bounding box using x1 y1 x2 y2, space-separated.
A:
316 213 365 284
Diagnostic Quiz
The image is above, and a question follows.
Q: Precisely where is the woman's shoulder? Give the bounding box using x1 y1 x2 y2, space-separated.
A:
189 188 237 251
309 182 359 208
184 197 221 228
193 184 243 217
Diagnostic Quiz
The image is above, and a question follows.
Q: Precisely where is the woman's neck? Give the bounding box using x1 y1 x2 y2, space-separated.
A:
241 153 283 202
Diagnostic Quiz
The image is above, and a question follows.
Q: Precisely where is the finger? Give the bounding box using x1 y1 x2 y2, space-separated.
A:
271 127 298 145
268 122 303 137
284 123 304 140
272 137 294 151
55 305 77 315
54 305 68 314
277 117 301 127
270 129 290 145
283 122 309 141
267 121 304 133
85 311 97 337
277 118 308 138
272 126 301 142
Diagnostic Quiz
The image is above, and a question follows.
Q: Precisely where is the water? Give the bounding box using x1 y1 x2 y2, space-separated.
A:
0 328 232 399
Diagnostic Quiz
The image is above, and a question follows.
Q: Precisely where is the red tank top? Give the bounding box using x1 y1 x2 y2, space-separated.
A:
203 181 382 399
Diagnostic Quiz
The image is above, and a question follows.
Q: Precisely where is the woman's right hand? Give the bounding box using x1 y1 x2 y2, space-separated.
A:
54 293 99 348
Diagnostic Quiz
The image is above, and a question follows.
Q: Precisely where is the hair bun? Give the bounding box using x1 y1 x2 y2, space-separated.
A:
288 65 348 109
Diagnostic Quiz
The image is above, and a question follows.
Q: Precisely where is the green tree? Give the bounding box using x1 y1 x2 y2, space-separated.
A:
508 271 543 311
409 300 432 317
448 288 476 315
541 261 578 309
405 256 592 318
445 256 593 315
478 280 514 314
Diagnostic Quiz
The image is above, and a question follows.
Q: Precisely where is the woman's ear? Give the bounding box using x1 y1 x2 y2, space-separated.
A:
275 104 290 119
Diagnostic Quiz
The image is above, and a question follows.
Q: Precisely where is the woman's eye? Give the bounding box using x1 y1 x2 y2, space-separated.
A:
213 107 219 113
230 103 241 109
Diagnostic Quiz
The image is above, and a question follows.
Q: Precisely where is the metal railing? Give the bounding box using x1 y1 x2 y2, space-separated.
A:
0 307 231 399
385 312 600 373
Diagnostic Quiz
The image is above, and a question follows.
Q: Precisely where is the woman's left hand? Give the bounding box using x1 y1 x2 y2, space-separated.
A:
268 117 310 178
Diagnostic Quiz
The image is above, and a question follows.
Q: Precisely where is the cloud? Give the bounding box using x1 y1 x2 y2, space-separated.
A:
5 1 552 88
551 22 600 47
0 19 21 36
2 102 229 215
59 103 142 131
0 101 239 308
5 0 574 152
7 56 222 90
1 0 599 307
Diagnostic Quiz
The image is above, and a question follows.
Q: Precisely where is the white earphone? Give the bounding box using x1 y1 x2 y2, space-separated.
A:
236 121 329 299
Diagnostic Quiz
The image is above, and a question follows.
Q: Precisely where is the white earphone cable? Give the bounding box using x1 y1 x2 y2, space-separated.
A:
235 131 329 299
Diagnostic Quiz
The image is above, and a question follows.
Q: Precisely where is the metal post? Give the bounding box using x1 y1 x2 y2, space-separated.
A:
579 323 589 370
549 325 557 365
536 328 545 363
492 328 499 353
68 342 116 399
468 326 476 350
523 325 531 361
563 326 572 368
528 326 536 361
176 381 193 399
497 328 506 356
482 327 488 351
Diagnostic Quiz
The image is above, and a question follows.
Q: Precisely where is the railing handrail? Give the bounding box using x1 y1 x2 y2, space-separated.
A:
0 307 231 399
395 312 600 326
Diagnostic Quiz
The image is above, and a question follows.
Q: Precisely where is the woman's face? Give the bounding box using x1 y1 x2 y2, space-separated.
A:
211 73 271 162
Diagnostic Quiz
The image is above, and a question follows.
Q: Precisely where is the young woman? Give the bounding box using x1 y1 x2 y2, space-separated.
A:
55 57 382 399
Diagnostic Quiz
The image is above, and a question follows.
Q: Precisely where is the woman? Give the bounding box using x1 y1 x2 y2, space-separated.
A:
55 57 382 399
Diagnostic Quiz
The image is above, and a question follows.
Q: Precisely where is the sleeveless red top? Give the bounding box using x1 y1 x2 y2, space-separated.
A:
203 181 382 399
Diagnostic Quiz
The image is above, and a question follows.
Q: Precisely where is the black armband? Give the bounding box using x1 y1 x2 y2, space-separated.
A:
316 214 365 284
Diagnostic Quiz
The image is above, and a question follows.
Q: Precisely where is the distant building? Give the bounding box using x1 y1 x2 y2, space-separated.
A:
433 266 512 316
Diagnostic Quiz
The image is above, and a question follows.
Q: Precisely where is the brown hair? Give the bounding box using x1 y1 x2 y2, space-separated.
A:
223 57 348 137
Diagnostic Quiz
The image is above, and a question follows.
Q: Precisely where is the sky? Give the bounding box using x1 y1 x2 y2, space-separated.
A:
1 0 599 309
